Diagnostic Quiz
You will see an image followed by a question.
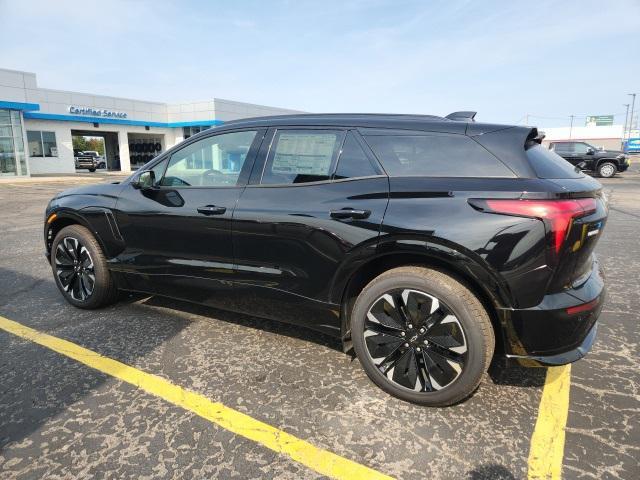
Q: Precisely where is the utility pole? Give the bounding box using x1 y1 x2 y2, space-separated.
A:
622 103 630 150
569 115 574 139
629 93 637 141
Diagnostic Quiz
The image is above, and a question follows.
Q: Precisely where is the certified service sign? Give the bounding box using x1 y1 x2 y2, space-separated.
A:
68 106 127 119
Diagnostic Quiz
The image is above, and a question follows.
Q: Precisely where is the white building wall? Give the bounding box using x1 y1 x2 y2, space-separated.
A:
23 119 180 174
540 125 625 150
0 68 36 102
1 67 305 175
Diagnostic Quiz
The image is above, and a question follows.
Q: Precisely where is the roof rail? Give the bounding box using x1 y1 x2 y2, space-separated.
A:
445 111 477 122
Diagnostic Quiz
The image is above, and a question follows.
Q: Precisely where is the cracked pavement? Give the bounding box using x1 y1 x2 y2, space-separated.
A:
0 168 638 479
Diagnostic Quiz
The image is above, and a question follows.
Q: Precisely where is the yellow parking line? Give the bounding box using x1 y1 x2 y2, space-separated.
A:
527 365 572 479
0 315 393 480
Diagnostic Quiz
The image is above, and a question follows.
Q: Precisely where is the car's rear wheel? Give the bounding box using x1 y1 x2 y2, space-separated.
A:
351 266 494 406
51 225 118 309
598 162 616 178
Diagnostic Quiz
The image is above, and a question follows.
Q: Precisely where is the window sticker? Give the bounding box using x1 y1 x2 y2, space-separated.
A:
271 133 337 176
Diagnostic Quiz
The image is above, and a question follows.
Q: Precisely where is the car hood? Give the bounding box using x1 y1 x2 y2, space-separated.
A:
596 149 624 157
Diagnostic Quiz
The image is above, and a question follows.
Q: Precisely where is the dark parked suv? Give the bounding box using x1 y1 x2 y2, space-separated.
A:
549 140 629 178
44 113 607 406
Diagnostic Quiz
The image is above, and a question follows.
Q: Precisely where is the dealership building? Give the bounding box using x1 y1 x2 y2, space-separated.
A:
0 67 301 177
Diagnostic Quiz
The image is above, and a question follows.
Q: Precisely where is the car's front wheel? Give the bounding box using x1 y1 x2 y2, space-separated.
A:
598 162 617 178
351 266 494 406
51 224 119 309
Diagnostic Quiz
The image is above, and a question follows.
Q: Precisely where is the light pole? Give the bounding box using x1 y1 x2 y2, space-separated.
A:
569 115 574 139
622 103 630 149
629 93 637 141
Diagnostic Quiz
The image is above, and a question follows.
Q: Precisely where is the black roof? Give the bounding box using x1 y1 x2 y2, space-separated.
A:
216 113 516 136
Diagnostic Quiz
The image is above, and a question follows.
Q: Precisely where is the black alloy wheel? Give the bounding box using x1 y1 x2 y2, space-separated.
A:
51 224 119 309
351 266 494 406
363 289 466 392
54 236 96 301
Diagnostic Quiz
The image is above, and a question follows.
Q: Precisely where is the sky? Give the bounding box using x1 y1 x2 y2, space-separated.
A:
1 0 638 127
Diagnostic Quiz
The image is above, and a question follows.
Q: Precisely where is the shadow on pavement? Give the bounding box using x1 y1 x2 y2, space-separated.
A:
140 294 343 352
467 463 517 479
488 357 546 388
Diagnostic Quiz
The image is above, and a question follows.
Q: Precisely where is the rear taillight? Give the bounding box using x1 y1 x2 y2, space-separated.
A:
470 198 597 254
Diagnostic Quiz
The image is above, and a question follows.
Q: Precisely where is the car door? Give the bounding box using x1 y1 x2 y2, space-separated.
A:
232 128 389 335
553 142 578 164
571 142 594 168
113 128 265 306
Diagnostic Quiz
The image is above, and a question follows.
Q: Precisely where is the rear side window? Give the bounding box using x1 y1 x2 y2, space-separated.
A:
552 143 573 153
262 130 343 184
526 144 583 179
333 132 378 179
363 134 515 177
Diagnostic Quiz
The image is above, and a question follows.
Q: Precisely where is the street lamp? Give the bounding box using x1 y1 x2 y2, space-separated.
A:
622 104 630 150
569 115 574 139
629 93 637 141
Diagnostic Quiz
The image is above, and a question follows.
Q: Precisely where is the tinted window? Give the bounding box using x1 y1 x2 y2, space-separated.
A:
161 130 257 187
552 143 573 153
573 143 594 154
334 132 378 179
526 145 583 179
262 130 343 184
149 158 169 185
364 134 515 177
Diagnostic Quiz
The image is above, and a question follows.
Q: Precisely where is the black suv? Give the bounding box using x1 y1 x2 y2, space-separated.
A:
44 113 607 406
549 140 629 178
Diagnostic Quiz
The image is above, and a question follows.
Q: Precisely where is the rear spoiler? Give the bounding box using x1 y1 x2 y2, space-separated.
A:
445 111 477 122
525 128 546 146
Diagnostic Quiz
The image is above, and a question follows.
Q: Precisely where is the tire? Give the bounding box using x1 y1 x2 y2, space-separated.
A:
50 224 119 309
351 266 494 406
88 168 96 172
598 162 616 178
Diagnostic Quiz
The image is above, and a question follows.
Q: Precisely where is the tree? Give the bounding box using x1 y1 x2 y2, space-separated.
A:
72 136 105 155
72 136 87 152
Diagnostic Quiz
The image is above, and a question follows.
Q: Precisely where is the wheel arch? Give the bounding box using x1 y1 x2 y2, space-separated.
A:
595 157 619 168
46 209 119 260
336 246 509 355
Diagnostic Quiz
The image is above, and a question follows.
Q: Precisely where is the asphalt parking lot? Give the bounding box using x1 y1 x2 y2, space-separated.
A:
1 168 638 479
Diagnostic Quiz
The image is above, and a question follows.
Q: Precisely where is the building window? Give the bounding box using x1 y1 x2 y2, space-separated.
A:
183 125 211 139
27 130 58 157
0 109 27 176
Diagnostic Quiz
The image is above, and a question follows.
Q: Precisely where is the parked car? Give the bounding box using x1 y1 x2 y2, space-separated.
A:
44 113 607 406
74 151 99 172
83 150 106 169
549 141 629 178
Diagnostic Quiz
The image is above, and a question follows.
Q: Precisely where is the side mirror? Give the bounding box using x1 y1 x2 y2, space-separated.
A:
132 170 156 189
586 148 595 155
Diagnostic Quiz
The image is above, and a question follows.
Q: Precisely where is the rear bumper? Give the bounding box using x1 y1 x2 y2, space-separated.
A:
498 258 605 366
618 163 629 172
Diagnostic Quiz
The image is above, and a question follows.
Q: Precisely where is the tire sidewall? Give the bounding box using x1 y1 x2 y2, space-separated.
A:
51 225 109 309
598 162 616 178
351 270 490 406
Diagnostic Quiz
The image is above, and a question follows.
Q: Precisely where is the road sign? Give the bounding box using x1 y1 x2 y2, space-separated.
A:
624 138 640 153
585 115 614 126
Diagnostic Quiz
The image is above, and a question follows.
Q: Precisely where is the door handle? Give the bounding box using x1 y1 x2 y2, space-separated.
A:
330 208 371 219
197 205 227 215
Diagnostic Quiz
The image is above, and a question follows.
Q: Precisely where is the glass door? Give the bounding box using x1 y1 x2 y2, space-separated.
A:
0 109 28 176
